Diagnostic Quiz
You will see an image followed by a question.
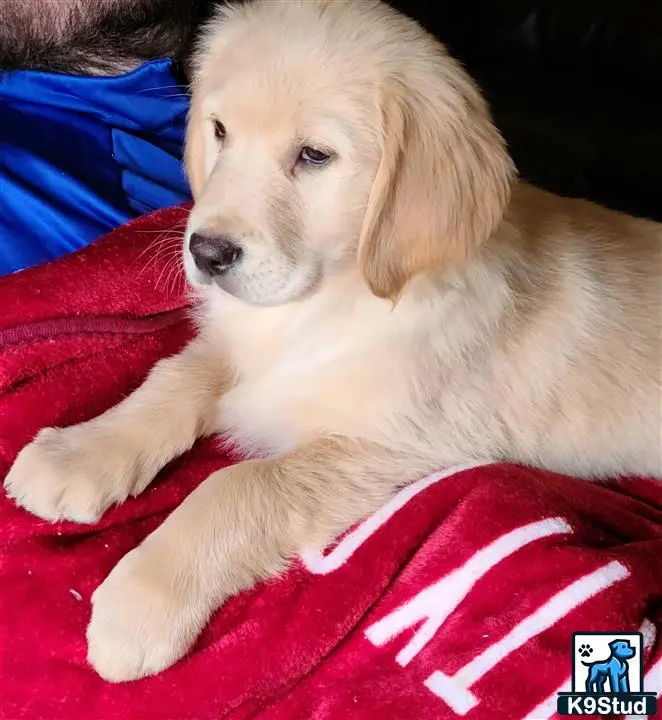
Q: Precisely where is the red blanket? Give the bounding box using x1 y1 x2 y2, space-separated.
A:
1 207 661 720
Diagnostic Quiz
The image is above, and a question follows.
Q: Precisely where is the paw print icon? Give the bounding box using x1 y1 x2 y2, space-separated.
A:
578 644 593 658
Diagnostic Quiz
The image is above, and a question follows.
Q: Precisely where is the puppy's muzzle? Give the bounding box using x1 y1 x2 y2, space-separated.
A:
189 233 243 278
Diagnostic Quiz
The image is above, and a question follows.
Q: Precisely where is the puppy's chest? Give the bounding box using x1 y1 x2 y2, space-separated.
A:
213 301 406 455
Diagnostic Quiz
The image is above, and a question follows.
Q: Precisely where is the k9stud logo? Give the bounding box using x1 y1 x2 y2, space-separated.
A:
557 631 657 716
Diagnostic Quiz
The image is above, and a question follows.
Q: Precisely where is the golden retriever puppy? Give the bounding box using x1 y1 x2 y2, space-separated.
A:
5 0 661 682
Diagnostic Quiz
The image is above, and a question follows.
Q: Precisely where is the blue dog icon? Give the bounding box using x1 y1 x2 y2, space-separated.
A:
583 639 635 693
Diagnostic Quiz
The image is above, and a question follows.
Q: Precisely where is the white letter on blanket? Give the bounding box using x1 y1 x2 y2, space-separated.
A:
300 464 489 575
365 517 572 667
424 561 629 715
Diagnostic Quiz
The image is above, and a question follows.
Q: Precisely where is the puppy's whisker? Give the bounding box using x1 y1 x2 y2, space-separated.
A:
133 226 186 275
164 257 187 296
154 259 174 291
154 246 183 284
136 226 187 234
135 85 189 94
146 93 191 100
141 244 184 281
154 250 186 292
137 252 178 282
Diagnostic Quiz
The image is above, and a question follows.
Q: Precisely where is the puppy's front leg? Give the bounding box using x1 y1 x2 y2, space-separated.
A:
4 336 229 523
87 437 424 682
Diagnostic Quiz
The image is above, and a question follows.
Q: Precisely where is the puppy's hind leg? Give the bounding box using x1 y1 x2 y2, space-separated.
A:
4 336 229 523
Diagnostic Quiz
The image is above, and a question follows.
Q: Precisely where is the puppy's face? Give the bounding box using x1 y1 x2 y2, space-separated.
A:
184 40 381 305
184 1 515 306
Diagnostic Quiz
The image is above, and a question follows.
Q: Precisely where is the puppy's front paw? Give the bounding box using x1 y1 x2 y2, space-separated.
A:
4 425 136 523
87 545 208 682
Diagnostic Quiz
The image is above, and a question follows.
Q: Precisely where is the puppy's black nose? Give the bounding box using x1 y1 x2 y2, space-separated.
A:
189 233 243 277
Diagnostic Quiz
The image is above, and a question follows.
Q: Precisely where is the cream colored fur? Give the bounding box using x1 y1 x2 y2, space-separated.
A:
5 0 661 682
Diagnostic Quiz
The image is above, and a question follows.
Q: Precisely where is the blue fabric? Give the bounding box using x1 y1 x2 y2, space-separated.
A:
0 60 191 275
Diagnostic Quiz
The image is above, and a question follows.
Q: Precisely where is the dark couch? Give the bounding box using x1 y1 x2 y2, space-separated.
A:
389 0 662 222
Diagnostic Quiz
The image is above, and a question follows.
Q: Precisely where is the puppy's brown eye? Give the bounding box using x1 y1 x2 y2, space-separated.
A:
299 146 331 166
213 120 226 141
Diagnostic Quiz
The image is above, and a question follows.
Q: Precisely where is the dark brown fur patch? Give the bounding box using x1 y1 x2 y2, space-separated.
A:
0 0 218 76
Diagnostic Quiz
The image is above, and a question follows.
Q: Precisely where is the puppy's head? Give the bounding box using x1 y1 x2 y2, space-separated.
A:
184 0 515 306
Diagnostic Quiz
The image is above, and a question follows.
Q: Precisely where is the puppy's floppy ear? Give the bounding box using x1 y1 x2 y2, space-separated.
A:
184 3 239 200
184 81 207 200
359 53 516 300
